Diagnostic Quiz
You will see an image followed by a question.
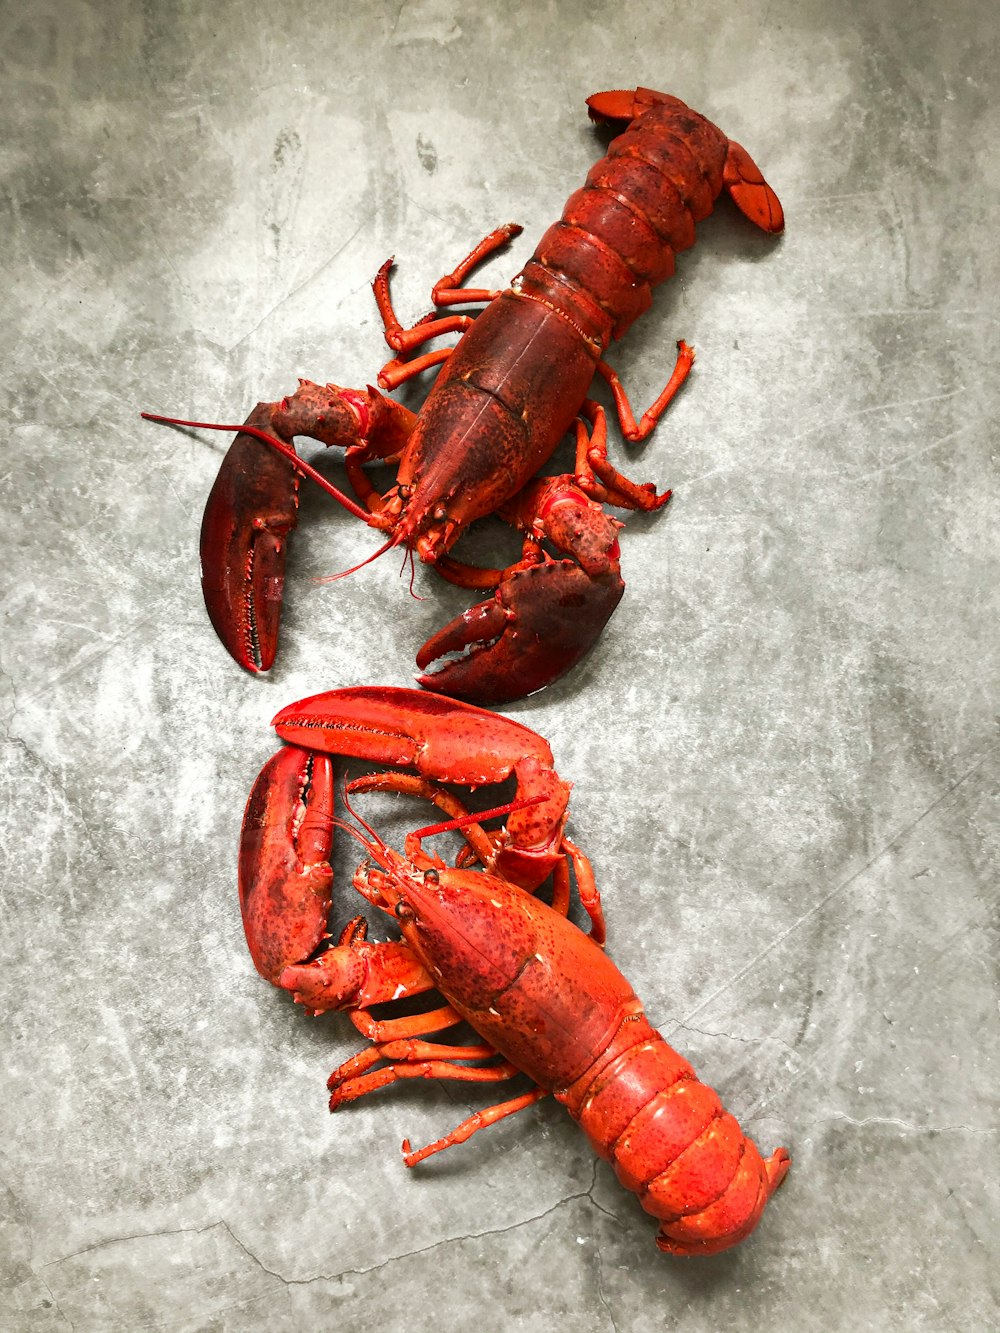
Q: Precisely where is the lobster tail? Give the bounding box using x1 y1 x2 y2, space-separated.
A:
523 87 784 343
586 87 783 247
586 87 688 125
560 1016 789 1256
655 1135 790 1256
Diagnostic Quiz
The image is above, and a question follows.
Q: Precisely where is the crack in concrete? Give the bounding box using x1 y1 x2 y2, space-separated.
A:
849 422 972 484
581 1155 623 1225
657 1016 800 1060
805 1111 997 1137
0 1166 77 1331
675 753 988 1041
42 1221 225 1271
593 1242 621 1333
37 1274 76 1332
228 220 369 353
41 1179 608 1299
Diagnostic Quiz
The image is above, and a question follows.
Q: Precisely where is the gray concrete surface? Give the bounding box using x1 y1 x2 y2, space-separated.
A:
2 1 997 1329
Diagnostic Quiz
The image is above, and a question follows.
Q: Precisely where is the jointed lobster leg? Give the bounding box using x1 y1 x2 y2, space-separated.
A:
328 1037 506 1104
431 222 525 306
596 340 696 444
329 1054 521 1107
347 1003 465 1045
374 224 522 388
402 1088 549 1167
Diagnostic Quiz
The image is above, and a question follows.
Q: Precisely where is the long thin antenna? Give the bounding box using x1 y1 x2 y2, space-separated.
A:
412 794 545 841
340 780 387 851
141 412 371 521
313 534 400 584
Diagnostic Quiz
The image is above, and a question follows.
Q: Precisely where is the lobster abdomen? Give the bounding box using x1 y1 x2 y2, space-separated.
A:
558 1015 789 1256
521 88 782 342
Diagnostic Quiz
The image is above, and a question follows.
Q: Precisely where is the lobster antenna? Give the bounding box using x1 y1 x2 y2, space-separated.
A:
411 793 546 841
329 812 386 866
313 533 401 584
140 412 371 521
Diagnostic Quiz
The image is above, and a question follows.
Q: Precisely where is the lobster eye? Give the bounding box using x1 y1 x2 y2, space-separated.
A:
423 868 440 884
394 900 415 921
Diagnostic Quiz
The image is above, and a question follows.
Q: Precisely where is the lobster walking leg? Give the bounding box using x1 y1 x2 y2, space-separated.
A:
573 403 670 511
374 224 522 388
595 340 696 445
402 1088 549 1167
329 1054 521 1106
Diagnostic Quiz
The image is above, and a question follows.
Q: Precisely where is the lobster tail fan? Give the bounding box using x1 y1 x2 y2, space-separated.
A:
723 141 785 233
586 87 686 127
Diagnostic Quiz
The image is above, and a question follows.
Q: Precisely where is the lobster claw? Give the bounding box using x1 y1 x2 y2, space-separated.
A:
200 404 301 673
239 744 335 984
415 559 625 705
194 380 411 673
239 741 434 1014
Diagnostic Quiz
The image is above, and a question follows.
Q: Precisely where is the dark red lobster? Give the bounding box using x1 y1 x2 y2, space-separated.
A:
144 87 783 703
240 686 790 1255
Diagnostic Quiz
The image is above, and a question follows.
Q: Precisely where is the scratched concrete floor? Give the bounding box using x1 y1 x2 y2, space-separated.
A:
2 1 998 1329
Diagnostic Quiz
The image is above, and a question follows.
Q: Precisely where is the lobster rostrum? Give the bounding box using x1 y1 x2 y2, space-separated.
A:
144 87 783 703
240 686 790 1255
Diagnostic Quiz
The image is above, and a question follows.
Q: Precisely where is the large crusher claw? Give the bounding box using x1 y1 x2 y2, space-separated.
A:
415 559 625 705
271 685 571 891
239 741 433 1014
200 404 301 674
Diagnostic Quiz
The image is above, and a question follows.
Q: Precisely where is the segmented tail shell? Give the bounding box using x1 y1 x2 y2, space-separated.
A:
525 95 729 340
559 1013 788 1255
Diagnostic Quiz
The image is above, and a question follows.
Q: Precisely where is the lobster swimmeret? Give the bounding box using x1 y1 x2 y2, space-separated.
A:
240 687 790 1255
144 87 783 703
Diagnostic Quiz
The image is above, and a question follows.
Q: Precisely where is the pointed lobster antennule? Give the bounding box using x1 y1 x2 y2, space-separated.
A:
415 560 625 705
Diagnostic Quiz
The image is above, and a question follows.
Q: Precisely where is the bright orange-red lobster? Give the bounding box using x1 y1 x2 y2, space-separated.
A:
240 686 790 1255
144 87 783 703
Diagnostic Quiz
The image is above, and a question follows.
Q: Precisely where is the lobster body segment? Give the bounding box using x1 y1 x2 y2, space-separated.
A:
151 87 783 701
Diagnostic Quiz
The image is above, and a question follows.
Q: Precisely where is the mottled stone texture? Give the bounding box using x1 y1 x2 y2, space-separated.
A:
2 0 997 1329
